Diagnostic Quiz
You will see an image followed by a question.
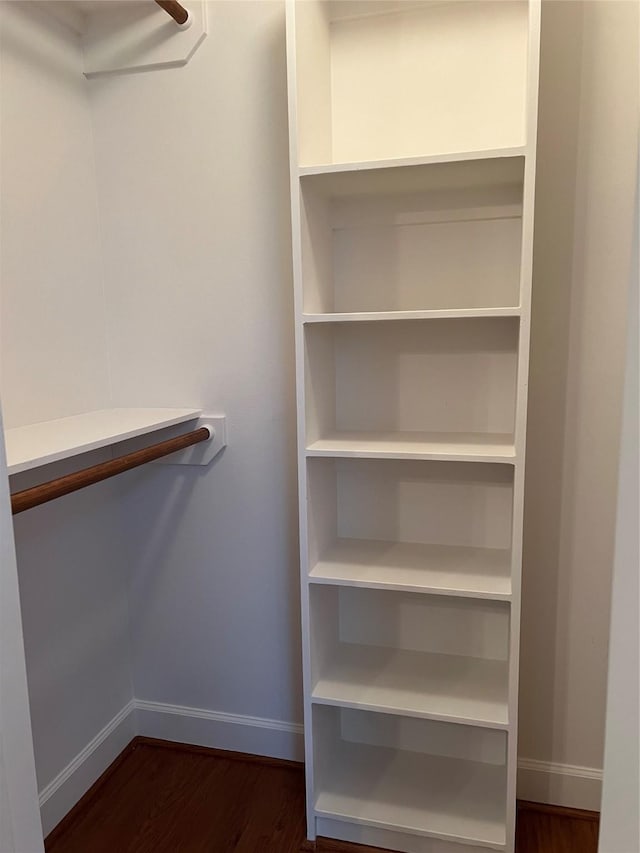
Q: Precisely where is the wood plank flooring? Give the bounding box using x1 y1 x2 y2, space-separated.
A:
45 739 599 853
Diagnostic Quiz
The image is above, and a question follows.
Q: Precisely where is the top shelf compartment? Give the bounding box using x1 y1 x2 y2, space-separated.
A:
290 0 529 167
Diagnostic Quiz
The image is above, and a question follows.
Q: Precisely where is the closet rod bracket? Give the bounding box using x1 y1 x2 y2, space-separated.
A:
153 415 227 466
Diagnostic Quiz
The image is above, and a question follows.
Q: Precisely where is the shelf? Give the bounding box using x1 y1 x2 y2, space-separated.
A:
300 153 524 200
306 431 516 463
306 459 515 580
309 539 512 600
298 147 527 178
300 155 523 315
303 307 521 324
313 643 508 728
305 319 519 457
314 740 507 847
5 408 202 474
310 585 510 733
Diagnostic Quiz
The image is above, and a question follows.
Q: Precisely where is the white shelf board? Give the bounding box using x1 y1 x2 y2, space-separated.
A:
298 147 527 178
303 308 521 324
5 408 202 474
306 431 516 463
313 644 508 729
314 741 507 848
309 539 512 601
299 158 525 203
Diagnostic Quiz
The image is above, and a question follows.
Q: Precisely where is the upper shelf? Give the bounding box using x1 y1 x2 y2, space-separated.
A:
291 0 529 166
299 152 525 199
305 431 516 464
296 147 528 179
5 408 201 475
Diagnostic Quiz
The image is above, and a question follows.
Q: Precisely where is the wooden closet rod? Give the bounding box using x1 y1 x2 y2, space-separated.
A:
11 427 211 515
155 0 190 26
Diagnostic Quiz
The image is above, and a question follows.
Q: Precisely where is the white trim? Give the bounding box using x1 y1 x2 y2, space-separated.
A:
36 700 602 841
134 700 304 763
517 757 602 812
135 699 303 734
38 701 136 836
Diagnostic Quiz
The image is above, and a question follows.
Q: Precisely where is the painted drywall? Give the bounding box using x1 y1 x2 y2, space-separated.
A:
88 1 301 728
0 2 110 427
0 406 43 853
598 173 638 853
519 0 639 807
0 0 134 818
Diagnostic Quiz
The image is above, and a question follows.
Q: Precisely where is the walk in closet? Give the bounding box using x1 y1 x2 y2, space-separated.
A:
287 2 540 851
6 1 635 852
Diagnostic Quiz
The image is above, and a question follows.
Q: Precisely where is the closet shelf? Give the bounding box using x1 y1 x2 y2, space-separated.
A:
303 308 521 324
306 431 516 463
298 151 525 203
5 408 202 475
314 742 507 848
309 539 512 601
298 146 527 179
312 644 509 729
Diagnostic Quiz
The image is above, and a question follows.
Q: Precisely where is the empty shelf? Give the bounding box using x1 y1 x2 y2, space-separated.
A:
5 408 202 474
306 431 516 463
309 539 512 600
303 308 521 324
313 644 508 728
315 741 506 847
298 147 526 181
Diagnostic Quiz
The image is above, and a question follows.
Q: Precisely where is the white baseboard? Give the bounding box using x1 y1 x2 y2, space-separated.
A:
38 700 136 837
38 698 303 837
517 757 602 811
134 699 305 762
37 700 601 840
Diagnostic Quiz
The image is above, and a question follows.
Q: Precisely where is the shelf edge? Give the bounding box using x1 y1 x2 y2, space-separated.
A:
307 573 512 601
302 308 522 324
298 146 528 177
310 694 510 731
6 408 203 475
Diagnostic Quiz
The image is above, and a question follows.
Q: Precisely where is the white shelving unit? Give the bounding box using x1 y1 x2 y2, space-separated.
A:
286 1 540 850
309 539 513 601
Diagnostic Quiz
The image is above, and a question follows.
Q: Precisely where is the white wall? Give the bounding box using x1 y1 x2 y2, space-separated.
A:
0 1 134 824
599 167 639 853
88 1 302 732
519 0 639 808
0 2 110 427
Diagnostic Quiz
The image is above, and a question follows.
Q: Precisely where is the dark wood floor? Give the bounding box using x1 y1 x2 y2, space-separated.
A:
45 739 599 853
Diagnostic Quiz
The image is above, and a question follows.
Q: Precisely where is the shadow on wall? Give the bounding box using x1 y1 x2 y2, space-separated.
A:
521 0 636 790
520 0 585 770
